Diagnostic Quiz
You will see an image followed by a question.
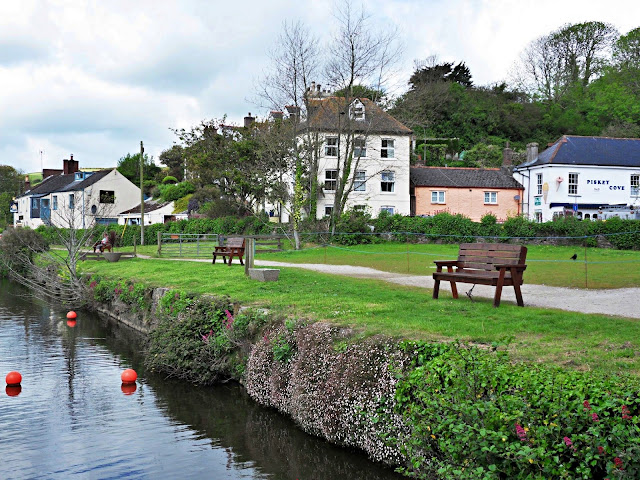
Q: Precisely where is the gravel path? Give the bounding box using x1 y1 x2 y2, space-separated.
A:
254 260 640 319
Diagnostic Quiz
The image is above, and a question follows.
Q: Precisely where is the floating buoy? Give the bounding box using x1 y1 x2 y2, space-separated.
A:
121 369 137 384
66 320 77 328
121 383 137 395
5 385 22 397
66 311 77 319
6 371 22 386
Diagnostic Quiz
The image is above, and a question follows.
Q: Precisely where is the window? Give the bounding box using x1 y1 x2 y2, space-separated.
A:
380 206 395 215
350 100 365 120
535 210 543 223
568 172 579 195
325 137 338 157
354 170 366 192
381 171 395 192
325 170 337 191
381 139 395 158
324 205 333 216
353 138 366 158
536 173 543 195
52 196 58 211
431 191 445 204
69 194 75 209
100 190 115 204
632 174 639 196
484 192 497 204
353 205 367 212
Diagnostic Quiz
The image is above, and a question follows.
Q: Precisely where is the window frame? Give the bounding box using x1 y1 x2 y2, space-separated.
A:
380 206 395 215
99 190 115 204
631 174 639 197
68 194 75 210
484 191 498 204
568 172 579 196
380 170 395 193
325 137 338 157
324 205 333 216
431 190 446 204
354 170 366 192
353 138 367 158
324 169 337 191
52 195 58 211
536 173 543 195
381 139 395 159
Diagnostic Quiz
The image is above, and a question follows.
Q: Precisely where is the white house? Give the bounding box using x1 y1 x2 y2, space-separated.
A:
118 200 187 225
14 158 141 229
272 90 413 222
513 136 640 222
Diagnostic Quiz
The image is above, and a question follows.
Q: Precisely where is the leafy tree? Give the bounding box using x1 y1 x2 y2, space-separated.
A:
117 152 161 187
409 60 473 88
334 84 386 103
0 165 23 228
159 145 185 181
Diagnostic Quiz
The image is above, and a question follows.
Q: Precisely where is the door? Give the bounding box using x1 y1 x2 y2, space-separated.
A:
41 199 51 225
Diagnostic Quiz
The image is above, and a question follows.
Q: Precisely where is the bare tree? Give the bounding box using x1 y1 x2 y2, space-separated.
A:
0 194 116 306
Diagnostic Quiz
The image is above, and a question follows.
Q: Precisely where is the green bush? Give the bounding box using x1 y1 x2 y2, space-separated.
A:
159 181 196 202
392 341 640 479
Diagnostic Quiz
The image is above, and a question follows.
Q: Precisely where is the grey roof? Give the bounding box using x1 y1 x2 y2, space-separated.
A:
20 170 112 198
120 200 171 215
516 135 640 168
300 97 413 136
411 166 523 189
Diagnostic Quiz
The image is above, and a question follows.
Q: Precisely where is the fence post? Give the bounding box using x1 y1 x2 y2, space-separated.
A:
157 231 161 256
245 237 255 276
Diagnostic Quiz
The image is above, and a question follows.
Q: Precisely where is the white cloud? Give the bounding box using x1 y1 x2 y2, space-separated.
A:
0 0 638 173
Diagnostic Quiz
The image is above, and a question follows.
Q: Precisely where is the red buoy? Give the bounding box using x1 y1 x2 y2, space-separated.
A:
121 369 137 384
66 320 77 328
5 385 22 397
5 371 22 386
66 311 77 319
121 383 137 395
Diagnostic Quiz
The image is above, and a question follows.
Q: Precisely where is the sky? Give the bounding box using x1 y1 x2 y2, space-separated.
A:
1 0 638 175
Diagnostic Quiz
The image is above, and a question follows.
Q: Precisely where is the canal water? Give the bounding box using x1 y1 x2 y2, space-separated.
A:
0 279 404 480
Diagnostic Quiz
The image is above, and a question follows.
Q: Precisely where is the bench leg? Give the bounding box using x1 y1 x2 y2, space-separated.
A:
227 254 233 266
494 269 507 307
433 279 440 299
239 256 244 266
450 281 458 299
513 283 524 307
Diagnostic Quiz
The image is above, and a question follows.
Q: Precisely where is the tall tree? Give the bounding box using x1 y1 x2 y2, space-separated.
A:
0 165 23 227
117 152 160 186
159 145 185 181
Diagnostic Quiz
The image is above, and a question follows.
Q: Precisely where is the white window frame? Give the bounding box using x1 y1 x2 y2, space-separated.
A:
353 138 367 158
380 206 395 215
52 195 58 211
484 191 498 204
536 173 543 195
350 100 365 121
631 174 639 197
325 137 338 157
431 191 445 204
325 169 337 191
381 139 395 159
381 171 395 193
354 170 366 192
68 194 75 209
568 172 579 196
324 205 333 216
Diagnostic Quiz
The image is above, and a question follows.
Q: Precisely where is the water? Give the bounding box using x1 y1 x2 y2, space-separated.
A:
0 279 404 480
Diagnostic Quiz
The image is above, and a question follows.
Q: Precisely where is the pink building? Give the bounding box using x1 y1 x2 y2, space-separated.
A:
410 166 524 222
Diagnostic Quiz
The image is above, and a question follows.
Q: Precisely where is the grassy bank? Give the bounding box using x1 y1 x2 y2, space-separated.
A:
80 257 640 376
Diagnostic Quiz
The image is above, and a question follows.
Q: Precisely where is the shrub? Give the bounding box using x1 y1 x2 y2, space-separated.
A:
162 175 178 184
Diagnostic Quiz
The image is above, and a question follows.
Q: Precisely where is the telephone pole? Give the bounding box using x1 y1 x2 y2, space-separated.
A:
140 141 145 246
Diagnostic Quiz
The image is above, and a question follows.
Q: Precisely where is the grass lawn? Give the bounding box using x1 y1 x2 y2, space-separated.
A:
80 257 640 376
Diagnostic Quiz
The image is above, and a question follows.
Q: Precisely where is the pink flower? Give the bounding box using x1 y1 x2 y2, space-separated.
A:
224 309 234 329
622 405 632 420
598 446 605 454
583 400 591 410
614 457 624 469
592 412 599 421
515 423 527 442
563 436 573 447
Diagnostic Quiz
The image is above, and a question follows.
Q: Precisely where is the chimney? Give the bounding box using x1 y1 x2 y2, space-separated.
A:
502 141 513 167
63 159 69 174
526 143 538 163
24 175 31 192
243 112 255 128
270 110 284 121
63 154 79 175
285 105 301 124
311 81 316 93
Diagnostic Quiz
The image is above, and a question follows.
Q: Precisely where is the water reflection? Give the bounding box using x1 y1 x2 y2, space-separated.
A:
0 279 403 479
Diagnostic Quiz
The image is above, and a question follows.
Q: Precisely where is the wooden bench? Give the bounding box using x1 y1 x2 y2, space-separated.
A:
80 251 136 261
432 243 528 307
212 237 245 266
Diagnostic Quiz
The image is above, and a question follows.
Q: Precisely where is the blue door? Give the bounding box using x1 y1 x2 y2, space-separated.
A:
41 199 51 225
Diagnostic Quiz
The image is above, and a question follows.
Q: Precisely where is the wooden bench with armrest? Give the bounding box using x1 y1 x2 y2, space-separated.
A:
212 237 245 266
432 243 528 307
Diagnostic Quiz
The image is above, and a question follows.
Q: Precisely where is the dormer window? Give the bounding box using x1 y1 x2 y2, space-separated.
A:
350 100 365 121
75 172 84 181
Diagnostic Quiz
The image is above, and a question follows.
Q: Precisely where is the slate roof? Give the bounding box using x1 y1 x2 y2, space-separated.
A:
20 169 112 198
411 166 523 189
300 97 412 135
517 135 640 168
120 200 172 215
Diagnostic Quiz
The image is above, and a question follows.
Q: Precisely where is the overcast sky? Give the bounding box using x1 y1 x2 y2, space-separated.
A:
1 0 638 175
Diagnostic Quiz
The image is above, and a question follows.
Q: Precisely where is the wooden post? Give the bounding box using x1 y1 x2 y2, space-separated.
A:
157 231 162 256
133 233 137 256
244 238 255 276
140 141 145 246
584 241 588 289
